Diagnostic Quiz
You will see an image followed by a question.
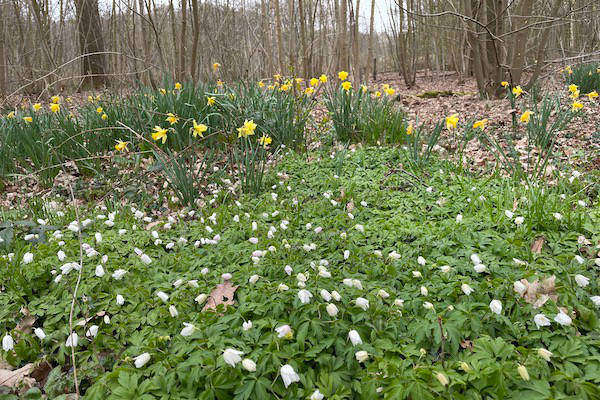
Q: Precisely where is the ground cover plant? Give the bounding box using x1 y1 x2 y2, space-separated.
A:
1 65 600 399
1 145 600 399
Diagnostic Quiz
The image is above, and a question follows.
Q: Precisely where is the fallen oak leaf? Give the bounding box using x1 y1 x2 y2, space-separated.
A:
202 280 239 312
0 363 35 389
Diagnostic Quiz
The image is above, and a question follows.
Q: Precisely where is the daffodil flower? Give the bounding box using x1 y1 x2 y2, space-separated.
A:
338 71 349 80
572 101 583 112
191 120 208 138
445 114 459 130
319 74 327 83
174 82 182 90
32 103 41 111
207 96 216 106
501 81 509 88
237 119 257 138
473 118 488 130
165 112 179 125
115 140 129 152
341 81 352 91
258 134 272 148
512 86 523 97
520 110 533 123
49 103 60 113
152 126 168 143
310 77 319 87
587 91 598 101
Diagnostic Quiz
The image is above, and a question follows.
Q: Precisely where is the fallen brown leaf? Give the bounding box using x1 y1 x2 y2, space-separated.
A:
202 280 239 312
518 275 558 308
0 363 35 389
531 236 545 254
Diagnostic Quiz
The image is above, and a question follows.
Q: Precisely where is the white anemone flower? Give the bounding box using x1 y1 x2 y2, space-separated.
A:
222 348 243 367
280 364 300 388
348 330 362 346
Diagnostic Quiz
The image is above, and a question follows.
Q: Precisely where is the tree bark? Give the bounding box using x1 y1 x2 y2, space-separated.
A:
74 0 107 89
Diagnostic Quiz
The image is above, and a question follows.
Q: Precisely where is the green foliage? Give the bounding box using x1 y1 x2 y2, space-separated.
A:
323 85 409 144
1 147 598 399
565 63 600 94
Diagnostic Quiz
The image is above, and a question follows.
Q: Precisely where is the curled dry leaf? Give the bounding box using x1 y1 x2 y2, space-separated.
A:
15 308 35 334
202 280 238 312
0 363 35 389
531 236 545 254
517 275 558 308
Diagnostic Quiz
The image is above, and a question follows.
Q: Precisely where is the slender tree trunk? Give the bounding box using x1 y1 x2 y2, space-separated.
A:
274 0 285 73
74 0 107 89
366 0 375 80
179 0 188 80
190 0 200 81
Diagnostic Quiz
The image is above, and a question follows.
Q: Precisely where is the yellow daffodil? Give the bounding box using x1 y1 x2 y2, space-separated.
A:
520 110 533 123
473 118 488 130
267 85 275 90
512 86 523 97
406 124 413 135
569 89 579 99
6 111 15 118
338 71 349 80
159 88 166 95
319 74 327 83
191 120 208 138
212 62 221 71
165 112 179 125
216 79 223 86
23 116 32 123
32 103 41 112
382 83 390 90
258 134 272 148
374 91 381 97
274 74 282 81
501 81 509 88
115 140 129 152
568 84 578 93
295 78 303 83
152 126 168 143
572 101 583 112
174 82 182 90
310 78 319 87
384 87 395 96
237 119 257 138
341 81 352 91
564 66 573 74
51 95 60 104
304 87 314 95
49 103 60 113
258 81 265 88
279 84 290 92
587 91 598 101
87 95 94 103
445 114 459 130
360 84 368 93
101 113 108 120
207 96 216 106
96 106 103 114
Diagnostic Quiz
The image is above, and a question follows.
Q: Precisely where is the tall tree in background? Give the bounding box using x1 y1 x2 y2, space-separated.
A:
74 0 107 88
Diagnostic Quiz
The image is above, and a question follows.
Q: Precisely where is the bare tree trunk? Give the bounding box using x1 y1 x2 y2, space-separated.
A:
351 0 360 81
179 0 188 80
190 0 200 81
261 0 273 76
74 0 107 89
0 3 5 95
366 0 375 80
298 0 308 78
274 0 285 74
339 0 348 71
